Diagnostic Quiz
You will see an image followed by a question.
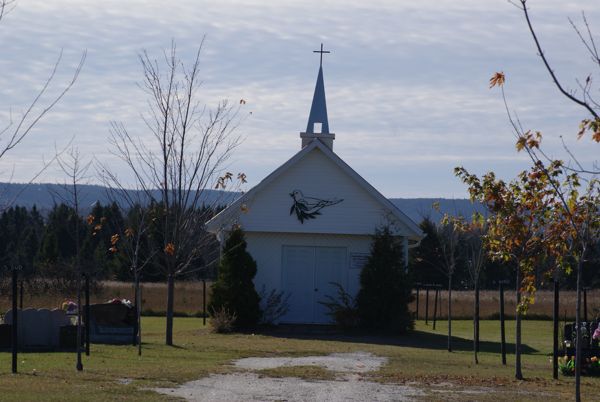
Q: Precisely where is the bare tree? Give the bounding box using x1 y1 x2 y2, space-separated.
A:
54 146 92 371
464 218 486 364
110 39 244 345
97 166 156 356
0 0 85 210
437 215 462 353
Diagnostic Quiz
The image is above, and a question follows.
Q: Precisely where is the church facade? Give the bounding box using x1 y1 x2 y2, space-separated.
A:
206 51 422 324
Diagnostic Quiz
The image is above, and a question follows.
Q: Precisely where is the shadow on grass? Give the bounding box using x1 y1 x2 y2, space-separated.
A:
255 326 538 355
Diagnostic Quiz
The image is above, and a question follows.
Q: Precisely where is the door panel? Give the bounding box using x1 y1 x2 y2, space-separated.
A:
282 246 315 323
314 247 346 323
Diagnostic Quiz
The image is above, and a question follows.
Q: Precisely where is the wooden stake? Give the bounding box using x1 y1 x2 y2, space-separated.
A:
11 267 18 374
425 287 430 325
500 281 506 365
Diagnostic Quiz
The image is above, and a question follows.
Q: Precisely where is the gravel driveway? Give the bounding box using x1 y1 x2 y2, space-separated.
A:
154 352 425 401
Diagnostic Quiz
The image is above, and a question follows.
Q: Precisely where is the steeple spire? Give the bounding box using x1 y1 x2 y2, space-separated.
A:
306 65 330 134
301 43 335 150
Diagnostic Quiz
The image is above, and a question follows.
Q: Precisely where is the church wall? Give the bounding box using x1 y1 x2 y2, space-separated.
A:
245 231 373 319
237 147 411 236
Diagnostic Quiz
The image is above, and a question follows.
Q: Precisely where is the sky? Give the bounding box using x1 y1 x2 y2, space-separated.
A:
0 0 599 198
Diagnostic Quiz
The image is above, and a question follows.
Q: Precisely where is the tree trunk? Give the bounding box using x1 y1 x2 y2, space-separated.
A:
553 279 559 380
474 280 479 364
500 282 506 365
166 273 175 346
135 272 142 356
448 274 453 352
575 253 585 402
11 267 18 374
515 267 523 380
76 269 83 371
85 274 90 356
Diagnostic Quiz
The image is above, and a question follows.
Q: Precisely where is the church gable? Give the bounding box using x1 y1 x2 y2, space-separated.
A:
218 144 415 236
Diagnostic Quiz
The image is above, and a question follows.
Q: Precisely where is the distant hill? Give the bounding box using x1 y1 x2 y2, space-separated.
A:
0 182 238 214
389 198 486 224
0 183 484 224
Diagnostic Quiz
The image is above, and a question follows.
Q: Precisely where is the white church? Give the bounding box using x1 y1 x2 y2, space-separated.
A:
207 46 422 324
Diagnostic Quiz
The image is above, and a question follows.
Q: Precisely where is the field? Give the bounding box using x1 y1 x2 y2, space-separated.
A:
1 280 598 321
1 318 600 401
412 289 600 320
0 281 212 317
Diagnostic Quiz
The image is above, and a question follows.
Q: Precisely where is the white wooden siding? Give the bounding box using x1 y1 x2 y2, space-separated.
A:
246 231 371 301
237 147 412 236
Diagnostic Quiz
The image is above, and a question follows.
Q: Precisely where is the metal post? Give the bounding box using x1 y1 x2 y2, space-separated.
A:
19 280 23 310
415 286 420 320
475 282 480 353
584 288 588 323
433 288 439 330
202 279 207 326
425 287 430 325
11 266 18 374
553 280 559 379
85 274 90 356
500 281 506 365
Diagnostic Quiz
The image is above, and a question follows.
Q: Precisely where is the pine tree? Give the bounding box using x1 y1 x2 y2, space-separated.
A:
356 226 414 333
209 228 261 329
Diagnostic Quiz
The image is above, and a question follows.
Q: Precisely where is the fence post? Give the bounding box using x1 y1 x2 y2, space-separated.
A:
499 280 507 365
584 287 588 323
553 280 559 379
11 266 19 374
425 287 430 325
202 279 207 326
415 286 420 320
85 274 91 355
433 287 439 330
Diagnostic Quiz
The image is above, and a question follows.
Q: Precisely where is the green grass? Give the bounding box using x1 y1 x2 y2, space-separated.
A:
0 318 599 400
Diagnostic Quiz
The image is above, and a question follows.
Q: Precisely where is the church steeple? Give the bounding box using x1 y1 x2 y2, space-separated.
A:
301 43 335 150
306 65 329 134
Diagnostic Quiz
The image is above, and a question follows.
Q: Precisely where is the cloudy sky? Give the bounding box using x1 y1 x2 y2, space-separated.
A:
0 0 599 197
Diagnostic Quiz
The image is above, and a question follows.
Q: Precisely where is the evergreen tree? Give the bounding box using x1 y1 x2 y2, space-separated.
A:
209 228 261 329
356 226 414 333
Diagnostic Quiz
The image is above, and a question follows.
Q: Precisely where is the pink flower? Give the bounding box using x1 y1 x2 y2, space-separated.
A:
593 327 600 341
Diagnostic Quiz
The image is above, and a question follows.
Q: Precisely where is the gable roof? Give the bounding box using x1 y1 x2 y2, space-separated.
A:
206 139 423 240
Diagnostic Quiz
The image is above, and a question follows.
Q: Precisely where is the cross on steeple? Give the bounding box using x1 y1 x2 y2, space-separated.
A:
313 43 330 67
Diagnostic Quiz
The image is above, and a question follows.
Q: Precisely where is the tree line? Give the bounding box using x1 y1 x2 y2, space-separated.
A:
0 202 221 291
409 216 600 291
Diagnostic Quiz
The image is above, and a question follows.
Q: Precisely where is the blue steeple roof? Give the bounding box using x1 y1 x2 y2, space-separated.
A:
306 65 329 134
306 44 330 134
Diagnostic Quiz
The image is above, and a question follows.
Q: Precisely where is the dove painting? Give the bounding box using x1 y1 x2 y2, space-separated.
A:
289 189 343 223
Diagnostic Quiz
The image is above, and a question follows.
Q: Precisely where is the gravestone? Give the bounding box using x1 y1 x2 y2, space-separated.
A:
4 308 74 350
88 303 135 344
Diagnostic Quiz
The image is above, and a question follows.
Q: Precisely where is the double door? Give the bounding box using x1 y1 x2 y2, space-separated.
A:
282 246 346 324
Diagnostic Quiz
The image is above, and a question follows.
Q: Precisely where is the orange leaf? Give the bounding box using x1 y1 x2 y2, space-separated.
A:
489 72 505 88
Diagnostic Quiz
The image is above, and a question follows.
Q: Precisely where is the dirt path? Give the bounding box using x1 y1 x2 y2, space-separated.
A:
154 352 424 401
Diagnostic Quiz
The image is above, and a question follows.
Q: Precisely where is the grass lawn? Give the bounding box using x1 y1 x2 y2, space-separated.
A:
1 318 599 401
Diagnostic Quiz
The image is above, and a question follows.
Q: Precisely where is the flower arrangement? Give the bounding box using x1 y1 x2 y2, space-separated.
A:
558 355 575 376
558 355 600 376
61 300 78 313
106 298 133 308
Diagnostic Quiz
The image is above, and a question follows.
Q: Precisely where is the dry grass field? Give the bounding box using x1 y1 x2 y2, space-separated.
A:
0 281 211 316
412 289 600 321
1 281 598 321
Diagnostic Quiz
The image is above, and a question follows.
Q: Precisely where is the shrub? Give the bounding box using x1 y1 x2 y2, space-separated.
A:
319 282 359 329
208 228 261 329
259 286 290 325
356 226 414 333
209 306 237 333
